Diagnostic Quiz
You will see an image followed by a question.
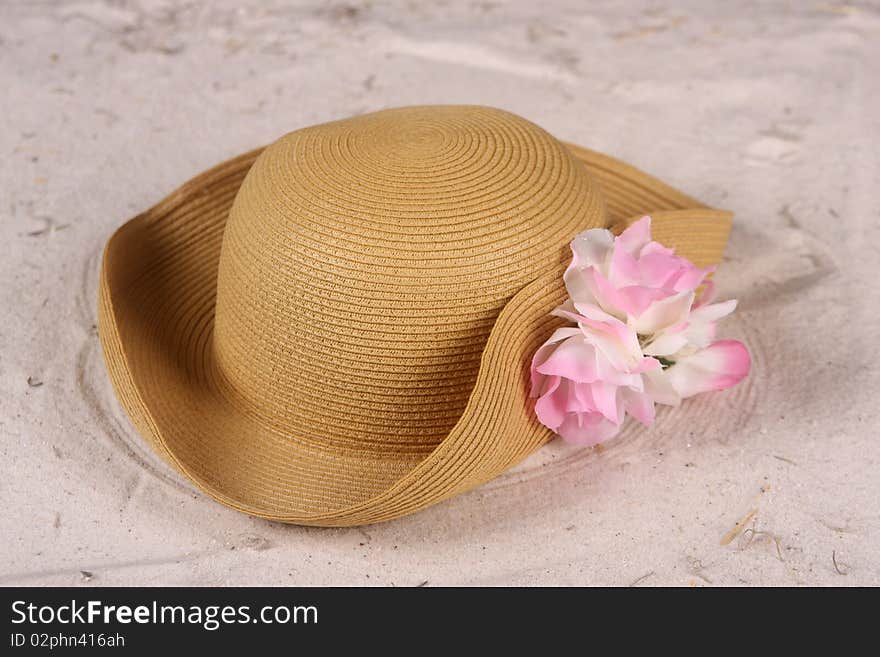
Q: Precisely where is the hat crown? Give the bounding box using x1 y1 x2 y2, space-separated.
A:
212 106 604 453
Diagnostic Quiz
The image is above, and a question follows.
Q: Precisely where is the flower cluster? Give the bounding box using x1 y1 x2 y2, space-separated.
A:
530 217 750 445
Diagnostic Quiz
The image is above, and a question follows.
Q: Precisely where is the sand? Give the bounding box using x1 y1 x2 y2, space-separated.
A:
1 0 878 586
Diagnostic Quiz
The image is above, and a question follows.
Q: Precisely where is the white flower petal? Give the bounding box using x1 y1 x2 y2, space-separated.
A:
643 332 689 357
643 368 681 407
630 290 695 335
570 228 614 270
563 266 601 309
690 299 738 323
543 326 583 346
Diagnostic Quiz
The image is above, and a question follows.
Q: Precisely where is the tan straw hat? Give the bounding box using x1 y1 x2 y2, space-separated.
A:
98 105 732 526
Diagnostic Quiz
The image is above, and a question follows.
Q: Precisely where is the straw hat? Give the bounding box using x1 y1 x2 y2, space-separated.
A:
99 105 731 526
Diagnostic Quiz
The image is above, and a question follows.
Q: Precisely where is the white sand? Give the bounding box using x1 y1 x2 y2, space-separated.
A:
1 0 878 586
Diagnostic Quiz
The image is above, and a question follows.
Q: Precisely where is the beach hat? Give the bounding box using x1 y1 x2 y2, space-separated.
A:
98 105 732 526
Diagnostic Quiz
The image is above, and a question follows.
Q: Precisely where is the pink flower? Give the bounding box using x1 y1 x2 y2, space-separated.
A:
530 217 750 445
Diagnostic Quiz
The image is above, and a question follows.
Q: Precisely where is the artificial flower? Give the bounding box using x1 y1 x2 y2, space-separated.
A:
530 216 750 445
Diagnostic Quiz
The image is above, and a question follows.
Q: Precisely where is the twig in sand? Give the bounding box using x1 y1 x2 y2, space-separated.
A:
721 508 757 546
686 556 713 584
26 218 69 237
740 527 784 562
832 550 848 576
628 571 655 587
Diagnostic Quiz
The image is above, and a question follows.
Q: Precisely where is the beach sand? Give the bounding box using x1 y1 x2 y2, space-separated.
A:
1 0 878 586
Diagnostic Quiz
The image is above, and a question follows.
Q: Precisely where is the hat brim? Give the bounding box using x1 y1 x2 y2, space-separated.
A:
98 143 732 526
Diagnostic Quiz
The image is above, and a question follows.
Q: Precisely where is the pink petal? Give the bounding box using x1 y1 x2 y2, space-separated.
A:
556 412 621 446
632 355 661 374
622 388 656 426
637 251 684 288
570 381 598 413
586 267 666 318
536 335 601 383
589 381 622 424
582 266 629 317
693 279 717 308
638 240 674 258
530 327 581 392
671 263 714 293
581 320 643 371
594 352 645 388
667 340 751 399
616 284 668 317
563 380 591 413
609 243 642 286
555 304 643 370
552 304 602 326
617 216 652 254
534 377 565 429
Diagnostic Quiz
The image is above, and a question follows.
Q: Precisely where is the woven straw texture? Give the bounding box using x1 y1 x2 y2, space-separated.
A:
98 106 731 526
